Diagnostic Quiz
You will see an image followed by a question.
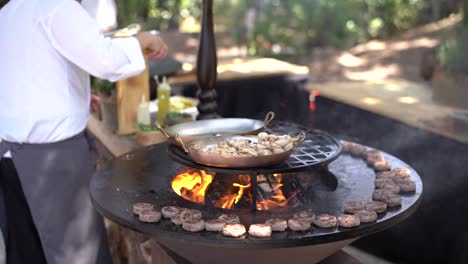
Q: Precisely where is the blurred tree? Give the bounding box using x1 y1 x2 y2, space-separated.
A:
437 0 468 75
116 0 200 31
209 0 430 56
237 0 425 56
1 0 463 57
212 0 251 49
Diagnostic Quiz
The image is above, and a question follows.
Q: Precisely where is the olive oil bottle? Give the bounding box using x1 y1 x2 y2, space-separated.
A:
157 76 171 126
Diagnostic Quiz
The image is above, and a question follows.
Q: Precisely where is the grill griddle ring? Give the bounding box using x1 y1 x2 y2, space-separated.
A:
90 139 423 248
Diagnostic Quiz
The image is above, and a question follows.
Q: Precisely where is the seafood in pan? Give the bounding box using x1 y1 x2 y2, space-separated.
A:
189 132 302 157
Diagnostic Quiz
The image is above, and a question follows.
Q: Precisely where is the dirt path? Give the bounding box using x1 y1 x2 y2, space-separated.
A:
160 14 461 84
307 14 461 83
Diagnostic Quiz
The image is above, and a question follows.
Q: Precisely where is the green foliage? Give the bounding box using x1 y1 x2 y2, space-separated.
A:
438 38 463 74
165 111 191 120
136 123 160 131
212 0 424 56
0 0 430 54
91 77 115 96
437 4 468 76
363 0 423 37
0 0 8 8
117 0 201 30
0 0 435 58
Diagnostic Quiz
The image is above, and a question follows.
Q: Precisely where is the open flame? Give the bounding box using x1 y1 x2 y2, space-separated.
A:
171 169 214 204
214 175 251 209
256 173 289 211
171 170 291 210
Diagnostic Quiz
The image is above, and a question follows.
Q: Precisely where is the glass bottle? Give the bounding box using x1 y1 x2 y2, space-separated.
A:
157 76 171 126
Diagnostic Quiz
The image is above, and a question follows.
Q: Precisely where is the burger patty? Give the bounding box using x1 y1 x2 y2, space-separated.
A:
373 160 392 171
139 210 161 223
395 179 416 192
293 210 315 223
344 201 364 214
265 218 288 232
133 203 154 215
161 206 180 218
364 201 387 213
338 214 360 228
205 219 226 232
171 209 193 225
182 219 205 232
222 224 246 237
313 214 337 228
218 214 240 224
287 218 311 231
354 210 377 223
248 224 272 238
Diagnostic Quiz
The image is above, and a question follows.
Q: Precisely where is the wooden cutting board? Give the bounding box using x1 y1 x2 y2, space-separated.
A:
116 57 150 135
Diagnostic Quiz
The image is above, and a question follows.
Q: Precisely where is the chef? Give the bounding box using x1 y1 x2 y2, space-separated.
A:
0 0 168 263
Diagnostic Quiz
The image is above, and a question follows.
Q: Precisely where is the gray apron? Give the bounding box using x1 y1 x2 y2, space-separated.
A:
0 132 111 264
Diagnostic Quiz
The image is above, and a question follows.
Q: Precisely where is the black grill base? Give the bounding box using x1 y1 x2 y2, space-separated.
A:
90 141 422 248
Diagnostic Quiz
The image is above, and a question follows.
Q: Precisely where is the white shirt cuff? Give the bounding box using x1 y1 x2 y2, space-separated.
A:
109 37 146 81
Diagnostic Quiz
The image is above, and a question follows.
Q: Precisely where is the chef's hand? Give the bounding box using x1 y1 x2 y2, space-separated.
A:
90 93 101 113
135 32 169 60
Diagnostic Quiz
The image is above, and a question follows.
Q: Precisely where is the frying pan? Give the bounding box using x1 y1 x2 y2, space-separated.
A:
158 112 275 146
174 132 306 168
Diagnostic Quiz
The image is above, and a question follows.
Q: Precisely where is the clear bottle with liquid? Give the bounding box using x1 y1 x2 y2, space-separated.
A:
157 76 171 126
137 95 150 126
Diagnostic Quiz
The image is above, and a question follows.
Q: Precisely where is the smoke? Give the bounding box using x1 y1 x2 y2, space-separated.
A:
312 96 468 263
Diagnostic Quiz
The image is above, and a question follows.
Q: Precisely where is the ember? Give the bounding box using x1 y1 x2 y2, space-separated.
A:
256 174 290 211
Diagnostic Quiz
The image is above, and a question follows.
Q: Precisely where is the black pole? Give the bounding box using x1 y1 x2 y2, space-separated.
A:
196 0 219 120
250 173 258 212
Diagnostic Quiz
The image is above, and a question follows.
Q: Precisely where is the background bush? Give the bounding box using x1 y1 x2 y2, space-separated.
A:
0 0 463 57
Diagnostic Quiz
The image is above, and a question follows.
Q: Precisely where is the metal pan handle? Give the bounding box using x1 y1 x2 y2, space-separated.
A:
174 134 189 153
292 131 306 150
263 111 275 129
157 124 173 140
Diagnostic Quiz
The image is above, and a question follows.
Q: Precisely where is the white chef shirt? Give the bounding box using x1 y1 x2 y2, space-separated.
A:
0 0 145 146
81 0 117 31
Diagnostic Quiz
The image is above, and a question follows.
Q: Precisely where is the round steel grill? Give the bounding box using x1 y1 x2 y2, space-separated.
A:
91 141 423 249
167 121 342 174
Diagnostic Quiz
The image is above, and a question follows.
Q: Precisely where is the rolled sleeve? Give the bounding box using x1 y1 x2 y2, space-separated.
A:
110 37 146 81
40 0 146 82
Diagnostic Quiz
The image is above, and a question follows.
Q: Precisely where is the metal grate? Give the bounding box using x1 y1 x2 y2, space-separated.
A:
266 121 342 168
167 121 342 174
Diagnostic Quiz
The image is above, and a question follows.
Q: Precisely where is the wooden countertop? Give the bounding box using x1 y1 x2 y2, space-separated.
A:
307 78 468 144
87 115 136 156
